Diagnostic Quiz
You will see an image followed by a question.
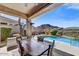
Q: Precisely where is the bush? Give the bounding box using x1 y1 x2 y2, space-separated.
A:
51 29 58 35
0 27 12 41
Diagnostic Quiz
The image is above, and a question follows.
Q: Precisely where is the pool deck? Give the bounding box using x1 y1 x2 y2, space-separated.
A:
54 41 79 56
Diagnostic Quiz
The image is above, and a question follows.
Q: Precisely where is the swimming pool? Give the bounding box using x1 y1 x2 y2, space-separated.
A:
40 35 79 46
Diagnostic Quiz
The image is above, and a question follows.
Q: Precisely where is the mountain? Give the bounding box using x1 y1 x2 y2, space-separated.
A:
32 24 61 33
37 24 60 29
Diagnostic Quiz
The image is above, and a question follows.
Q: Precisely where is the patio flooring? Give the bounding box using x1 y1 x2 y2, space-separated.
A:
0 46 73 56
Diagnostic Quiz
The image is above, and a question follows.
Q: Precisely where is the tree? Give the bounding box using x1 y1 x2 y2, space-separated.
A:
18 18 27 36
43 28 51 35
0 27 11 41
51 29 58 35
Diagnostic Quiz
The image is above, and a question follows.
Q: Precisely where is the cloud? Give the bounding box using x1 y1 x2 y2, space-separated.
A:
63 3 79 10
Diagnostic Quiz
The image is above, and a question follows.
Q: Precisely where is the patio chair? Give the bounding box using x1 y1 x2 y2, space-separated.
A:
16 37 32 56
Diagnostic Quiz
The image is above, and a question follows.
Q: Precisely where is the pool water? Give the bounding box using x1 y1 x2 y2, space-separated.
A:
40 35 79 46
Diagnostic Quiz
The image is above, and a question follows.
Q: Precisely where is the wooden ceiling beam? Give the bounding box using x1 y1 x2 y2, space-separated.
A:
27 3 49 17
0 4 27 19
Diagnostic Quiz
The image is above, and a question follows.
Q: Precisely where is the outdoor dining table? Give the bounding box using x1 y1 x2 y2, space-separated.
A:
28 38 55 56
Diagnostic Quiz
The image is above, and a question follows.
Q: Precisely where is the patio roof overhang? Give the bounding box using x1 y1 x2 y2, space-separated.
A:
0 3 63 19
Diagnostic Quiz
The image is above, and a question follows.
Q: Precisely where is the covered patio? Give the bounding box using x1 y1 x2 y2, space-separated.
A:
0 3 71 56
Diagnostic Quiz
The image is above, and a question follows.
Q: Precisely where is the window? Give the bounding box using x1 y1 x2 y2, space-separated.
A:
0 22 7 25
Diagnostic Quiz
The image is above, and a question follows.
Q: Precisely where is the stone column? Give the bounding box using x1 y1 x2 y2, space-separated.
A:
26 19 32 39
26 19 32 51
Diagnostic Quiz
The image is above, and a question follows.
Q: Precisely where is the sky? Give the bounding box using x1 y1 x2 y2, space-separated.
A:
1 3 79 28
32 3 79 28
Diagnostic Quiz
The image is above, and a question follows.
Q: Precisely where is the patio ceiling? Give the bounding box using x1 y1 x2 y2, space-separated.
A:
0 3 63 19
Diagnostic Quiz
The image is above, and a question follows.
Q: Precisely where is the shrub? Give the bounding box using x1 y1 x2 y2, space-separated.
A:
51 29 58 35
0 27 12 41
